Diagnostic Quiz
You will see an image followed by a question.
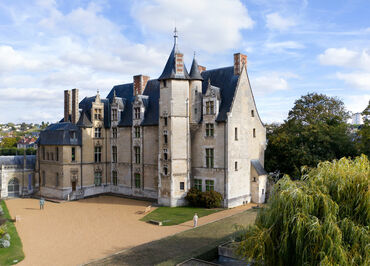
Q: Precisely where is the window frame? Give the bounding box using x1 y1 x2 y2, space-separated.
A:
206 123 214 137
94 146 102 163
134 107 141 119
134 146 141 164
205 148 214 168
134 126 140 138
112 127 117 138
94 127 102 138
205 180 215 191
112 170 118 186
194 179 202 191
134 173 141 188
112 146 117 163
94 171 102 186
71 147 76 162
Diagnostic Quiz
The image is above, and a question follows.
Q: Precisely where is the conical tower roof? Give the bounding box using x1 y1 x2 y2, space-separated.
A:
189 56 203 80
158 28 190 80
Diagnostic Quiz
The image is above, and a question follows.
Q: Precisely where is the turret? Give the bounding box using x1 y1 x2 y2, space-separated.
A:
189 54 203 124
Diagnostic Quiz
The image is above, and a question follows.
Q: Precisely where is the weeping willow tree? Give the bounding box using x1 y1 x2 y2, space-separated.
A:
236 155 370 265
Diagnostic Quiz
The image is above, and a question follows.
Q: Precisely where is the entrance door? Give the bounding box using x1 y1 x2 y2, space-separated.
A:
72 181 76 191
8 178 20 197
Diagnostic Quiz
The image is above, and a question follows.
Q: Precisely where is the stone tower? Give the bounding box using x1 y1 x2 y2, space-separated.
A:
158 29 191 206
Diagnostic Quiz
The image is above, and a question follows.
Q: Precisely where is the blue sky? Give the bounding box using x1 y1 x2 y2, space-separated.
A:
0 0 369 123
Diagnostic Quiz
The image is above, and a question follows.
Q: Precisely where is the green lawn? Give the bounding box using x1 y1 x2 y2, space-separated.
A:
140 206 221 226
0 200 24 265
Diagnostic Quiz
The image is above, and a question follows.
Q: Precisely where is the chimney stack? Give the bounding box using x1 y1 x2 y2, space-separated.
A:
64 90 71 122
175 53 184 75
234 53 247 76
133 75 150 96
71 88 79 124
198 65 206 73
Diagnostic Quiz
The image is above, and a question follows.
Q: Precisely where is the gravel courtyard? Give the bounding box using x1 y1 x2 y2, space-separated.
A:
5 196 255 266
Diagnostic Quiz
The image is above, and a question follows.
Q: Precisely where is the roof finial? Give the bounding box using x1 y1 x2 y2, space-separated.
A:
97 89 100 95
174 27 178 46
193 51 196 58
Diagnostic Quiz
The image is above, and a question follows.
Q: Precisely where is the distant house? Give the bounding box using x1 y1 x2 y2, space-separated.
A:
351 113 363 125
17 137 37 149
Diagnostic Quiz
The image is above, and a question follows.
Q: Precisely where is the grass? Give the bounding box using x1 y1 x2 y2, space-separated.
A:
90 208 258 265
0 200 24 265
140 206 221 226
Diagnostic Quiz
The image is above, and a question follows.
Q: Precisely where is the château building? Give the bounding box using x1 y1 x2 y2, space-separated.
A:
36 32 267 207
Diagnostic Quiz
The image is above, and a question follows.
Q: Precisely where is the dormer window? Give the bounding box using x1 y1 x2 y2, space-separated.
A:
112 109 118 121
206 101 214 115
163 80 167 87
94 127 102 138
94 108 102 120
134 107 141 119
70 131 76 139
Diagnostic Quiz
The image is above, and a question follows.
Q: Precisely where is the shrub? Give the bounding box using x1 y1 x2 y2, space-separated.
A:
185 188 202 207
201 190 223 208
185 188 223 208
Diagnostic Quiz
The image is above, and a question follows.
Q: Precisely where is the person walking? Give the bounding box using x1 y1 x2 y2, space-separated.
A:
193 213 198 228
40 197 45 210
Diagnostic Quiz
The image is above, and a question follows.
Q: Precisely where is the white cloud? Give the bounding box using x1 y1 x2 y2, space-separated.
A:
131 0 254 52
336 72 370 91
319 48 370 91
265 12 296 31
0 46 41 73
343 94 370 113
251 72 296 95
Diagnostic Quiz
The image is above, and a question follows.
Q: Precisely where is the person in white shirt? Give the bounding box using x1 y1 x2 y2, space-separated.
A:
193 213 198 228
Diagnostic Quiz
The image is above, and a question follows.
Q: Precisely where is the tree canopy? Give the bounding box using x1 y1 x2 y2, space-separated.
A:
356 101 370 156
265 93 357 178
236 155 370 266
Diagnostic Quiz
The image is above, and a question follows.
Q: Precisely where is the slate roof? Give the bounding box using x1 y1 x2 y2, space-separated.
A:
78 96 110 128
38 122 82 145
200 66 239 122
189 58 203 80
0 155 36 169
77 110 92 128
251 160 267 176
158 44 190 80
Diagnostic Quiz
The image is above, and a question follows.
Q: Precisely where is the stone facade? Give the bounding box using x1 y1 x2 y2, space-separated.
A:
36 34 267 207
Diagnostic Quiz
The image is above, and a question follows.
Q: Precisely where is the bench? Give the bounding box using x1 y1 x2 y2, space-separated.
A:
148 220 162 226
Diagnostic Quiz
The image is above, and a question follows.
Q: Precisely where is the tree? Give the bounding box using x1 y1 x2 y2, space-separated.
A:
0 137 18 148
356 101 370 156
265 93 357 178
236 155 369 265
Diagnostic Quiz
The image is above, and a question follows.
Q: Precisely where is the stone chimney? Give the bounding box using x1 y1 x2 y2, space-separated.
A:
175 53 184 75
133 75 150 96
234 53 247 76
198 65 206 73
71 88 79 124
64 90 71 122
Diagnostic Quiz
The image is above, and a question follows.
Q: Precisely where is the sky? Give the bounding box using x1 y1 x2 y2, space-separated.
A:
0 0 369 124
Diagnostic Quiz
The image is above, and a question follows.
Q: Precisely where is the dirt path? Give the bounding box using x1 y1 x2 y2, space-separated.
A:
6 196 255 266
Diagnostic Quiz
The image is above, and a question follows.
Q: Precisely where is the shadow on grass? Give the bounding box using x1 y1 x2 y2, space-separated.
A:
87 209 257 266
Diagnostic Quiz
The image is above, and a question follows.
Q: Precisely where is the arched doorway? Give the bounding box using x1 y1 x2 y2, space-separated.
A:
8 178 20 197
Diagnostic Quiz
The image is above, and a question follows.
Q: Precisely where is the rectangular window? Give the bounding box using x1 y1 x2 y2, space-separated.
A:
112 127 117 138
163 149 168 161
56 147 59 161
94 109 102 120
206 101 214 114
164 117 168 126
112 109 118 121
42 171 46 186
55 172 59 187
180 182 185 191
205 180 215 191
235 127 238 140
235 161 238 171
94 171 102 186
71 147 76 162
112 171 118 186
112 146 117 163
251 110 255 117
164 131 168 144
94 146 102 162
94 127 102 138
135 126 140 138
134 107 141 119
194 179 202 191
163 166 168 175
51 153 54 161
206 123 214 137
47 152 49 160
206 148 214 168
134 173 141 188
134 146 140 164
253 128 256 138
